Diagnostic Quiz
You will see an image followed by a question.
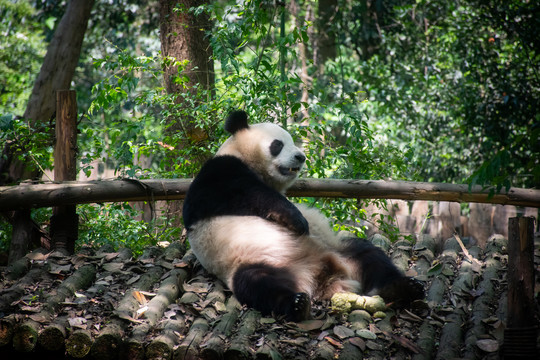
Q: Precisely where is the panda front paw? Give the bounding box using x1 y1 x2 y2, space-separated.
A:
267 210 309 235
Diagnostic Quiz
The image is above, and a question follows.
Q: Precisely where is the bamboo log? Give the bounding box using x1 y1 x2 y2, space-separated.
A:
339 339 364 360
390 239 413 273
1 178 539 211
5 256 30 281
146 319 185 360
224 309 260 360
434 242 478 360
200 297 241 360
43 263 96 315
254 332 282 360
38 322 66 352
65 329 93 358
0 317 15 347
413 237 459 360
410 235 437 276
12 319 39 352
144 269 188 326
95 259 166 359
90 322 124 360
175 317 209 360
115 265 166 319
0 268 53 311
124 323 150 360
463 235 505 358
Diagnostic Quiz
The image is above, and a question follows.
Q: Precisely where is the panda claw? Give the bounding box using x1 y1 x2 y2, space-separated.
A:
290 292 311 322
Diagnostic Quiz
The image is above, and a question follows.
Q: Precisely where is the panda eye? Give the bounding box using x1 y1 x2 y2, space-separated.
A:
269 139 284 157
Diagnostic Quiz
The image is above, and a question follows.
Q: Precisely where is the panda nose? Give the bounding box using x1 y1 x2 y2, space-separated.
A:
295 153 306 163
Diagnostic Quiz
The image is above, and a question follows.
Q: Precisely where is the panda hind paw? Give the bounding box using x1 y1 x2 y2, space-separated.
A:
290 292 311 322
379 277 425 307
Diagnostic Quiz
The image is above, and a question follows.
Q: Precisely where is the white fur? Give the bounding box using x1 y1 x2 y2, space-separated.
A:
217 123 304 193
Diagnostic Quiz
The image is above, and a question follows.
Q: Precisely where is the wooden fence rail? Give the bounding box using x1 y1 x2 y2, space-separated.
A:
0 178 539 211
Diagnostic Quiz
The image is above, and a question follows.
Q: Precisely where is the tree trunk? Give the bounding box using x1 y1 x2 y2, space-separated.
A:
158 0 214 226
51 90 79 254
159 0 214 96
292 0 312 120
3 0 95 264
316 0 338 70
158 0 214 144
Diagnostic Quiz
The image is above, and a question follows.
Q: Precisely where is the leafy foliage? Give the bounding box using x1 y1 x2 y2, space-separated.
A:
330 0 539 189
1 0 537 253
78 203 181 255
0 0 45 115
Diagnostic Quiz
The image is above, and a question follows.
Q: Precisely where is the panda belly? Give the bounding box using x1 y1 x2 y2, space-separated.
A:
188 216 297 281
188 216 359 298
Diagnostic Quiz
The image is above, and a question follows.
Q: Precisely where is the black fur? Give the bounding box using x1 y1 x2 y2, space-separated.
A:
341 238 424 306
232 263 311 321
269 139 284 156
183 155 309 235
224 110 249 134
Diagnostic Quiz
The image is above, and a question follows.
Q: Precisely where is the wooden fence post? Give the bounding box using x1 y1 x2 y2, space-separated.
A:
503 216 538 359
50 90 78 254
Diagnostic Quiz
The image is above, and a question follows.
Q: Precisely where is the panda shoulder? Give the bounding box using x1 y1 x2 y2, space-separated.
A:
197 155 249 178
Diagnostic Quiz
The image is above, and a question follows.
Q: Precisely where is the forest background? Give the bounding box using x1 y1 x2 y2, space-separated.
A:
0 0 538 256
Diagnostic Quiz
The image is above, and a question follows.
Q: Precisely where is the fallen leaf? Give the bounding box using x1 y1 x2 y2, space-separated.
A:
132 291 147 305
295 319 325 331
356 329 377 340
476 339 499 352
348 337 366 351
183 283 210 293
20 305 41 313
102 262 124 273
333 325 355 339
104 252 119 261
136 305 148 319
29 313 50 323
324 336 343 348
382 330 422 354
126 275 141 285
49 263 72 274
26 252 50 261
366 340 383 350
68 317 88 329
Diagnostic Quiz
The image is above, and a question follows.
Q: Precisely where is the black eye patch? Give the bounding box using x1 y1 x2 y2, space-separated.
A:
270 139 284 157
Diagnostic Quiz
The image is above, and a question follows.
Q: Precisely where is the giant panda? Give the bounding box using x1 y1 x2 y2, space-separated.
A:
182 110 424 321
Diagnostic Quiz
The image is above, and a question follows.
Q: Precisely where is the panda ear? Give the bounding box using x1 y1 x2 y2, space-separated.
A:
225 110 249 134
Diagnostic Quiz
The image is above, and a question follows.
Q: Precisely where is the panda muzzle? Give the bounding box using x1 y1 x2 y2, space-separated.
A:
278 166 301 176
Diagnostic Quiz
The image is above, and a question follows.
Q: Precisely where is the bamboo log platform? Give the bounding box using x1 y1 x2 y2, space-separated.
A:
0 230 538 359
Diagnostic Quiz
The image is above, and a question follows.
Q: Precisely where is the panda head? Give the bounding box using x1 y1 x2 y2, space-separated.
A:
216 111 306 193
